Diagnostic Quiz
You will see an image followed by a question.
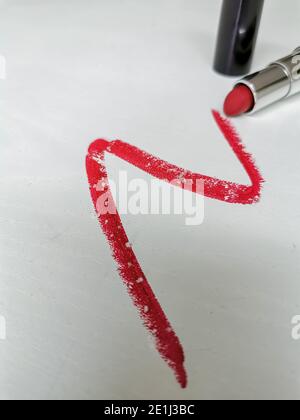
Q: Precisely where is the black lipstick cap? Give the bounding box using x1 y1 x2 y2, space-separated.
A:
213 0 265 76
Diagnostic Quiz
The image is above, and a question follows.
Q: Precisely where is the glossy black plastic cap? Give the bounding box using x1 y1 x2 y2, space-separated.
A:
214 0 265 76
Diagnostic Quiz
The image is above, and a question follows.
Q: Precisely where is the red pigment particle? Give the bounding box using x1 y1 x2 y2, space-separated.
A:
85 110 264 388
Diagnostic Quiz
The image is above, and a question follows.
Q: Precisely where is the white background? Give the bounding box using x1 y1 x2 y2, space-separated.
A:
1 0 300 400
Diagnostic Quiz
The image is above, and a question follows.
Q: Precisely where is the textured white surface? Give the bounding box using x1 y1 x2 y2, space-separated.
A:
1 0 300 400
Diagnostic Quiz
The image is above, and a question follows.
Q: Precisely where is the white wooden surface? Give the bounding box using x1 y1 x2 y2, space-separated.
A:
1 0 300 400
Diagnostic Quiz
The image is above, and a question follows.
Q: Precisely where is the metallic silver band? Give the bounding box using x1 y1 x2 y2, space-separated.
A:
235 47 300 113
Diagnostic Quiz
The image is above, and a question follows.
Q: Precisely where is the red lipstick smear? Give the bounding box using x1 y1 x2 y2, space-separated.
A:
85 110 263 389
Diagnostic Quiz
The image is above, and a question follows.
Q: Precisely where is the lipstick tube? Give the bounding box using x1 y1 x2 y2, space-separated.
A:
214 0 265 76
235 47 300 113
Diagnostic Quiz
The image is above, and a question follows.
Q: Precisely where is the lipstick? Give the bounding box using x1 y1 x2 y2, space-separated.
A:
214 0 265 76
224 47 300 116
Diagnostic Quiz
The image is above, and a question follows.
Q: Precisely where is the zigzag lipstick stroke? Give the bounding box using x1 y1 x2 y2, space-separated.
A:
85 110 264 388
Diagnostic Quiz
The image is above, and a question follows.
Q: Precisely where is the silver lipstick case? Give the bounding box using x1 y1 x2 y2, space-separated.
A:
236 47 300 113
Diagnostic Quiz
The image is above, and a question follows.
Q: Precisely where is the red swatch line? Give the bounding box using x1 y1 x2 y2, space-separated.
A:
85 110 264 388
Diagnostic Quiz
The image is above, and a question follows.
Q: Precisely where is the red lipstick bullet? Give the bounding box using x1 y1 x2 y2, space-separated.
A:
224 47 300 116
